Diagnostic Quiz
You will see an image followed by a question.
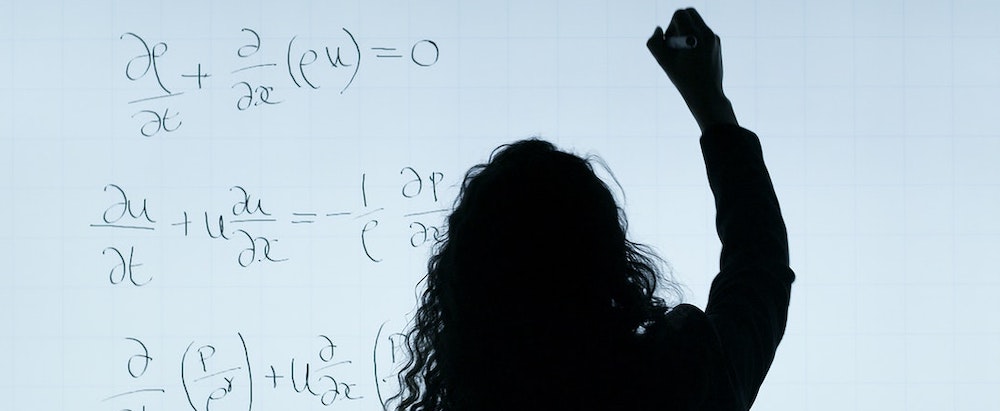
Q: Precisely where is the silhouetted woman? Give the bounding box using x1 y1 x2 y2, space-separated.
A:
391 8 795 411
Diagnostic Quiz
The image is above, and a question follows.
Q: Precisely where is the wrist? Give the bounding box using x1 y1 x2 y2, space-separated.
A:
688 94 737 133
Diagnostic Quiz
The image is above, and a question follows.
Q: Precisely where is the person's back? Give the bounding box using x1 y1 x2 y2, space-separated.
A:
391 8 795 410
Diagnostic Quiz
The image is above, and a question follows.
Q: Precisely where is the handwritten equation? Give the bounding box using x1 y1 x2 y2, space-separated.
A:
103 324 406 410
120 27 440 137
90 167 447 287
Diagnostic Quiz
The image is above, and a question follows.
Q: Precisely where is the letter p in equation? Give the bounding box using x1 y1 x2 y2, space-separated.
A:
181 333 253 411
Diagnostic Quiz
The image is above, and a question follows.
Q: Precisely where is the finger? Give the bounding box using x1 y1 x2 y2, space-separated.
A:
665 18 681 36
686 7 711 33
672 8 696 36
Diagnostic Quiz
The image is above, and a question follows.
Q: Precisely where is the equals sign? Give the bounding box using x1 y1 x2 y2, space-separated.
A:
291 212 317 224
372 47 402 58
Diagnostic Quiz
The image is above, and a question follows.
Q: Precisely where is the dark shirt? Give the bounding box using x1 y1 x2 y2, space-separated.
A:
645 124 795 410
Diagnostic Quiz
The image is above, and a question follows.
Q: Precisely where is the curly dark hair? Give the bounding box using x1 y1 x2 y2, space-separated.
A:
390 139 687 410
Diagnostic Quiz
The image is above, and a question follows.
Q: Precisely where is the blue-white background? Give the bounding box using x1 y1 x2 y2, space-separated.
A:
2 0 998 410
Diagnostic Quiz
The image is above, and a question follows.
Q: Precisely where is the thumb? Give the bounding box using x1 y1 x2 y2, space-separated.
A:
647 26 664 51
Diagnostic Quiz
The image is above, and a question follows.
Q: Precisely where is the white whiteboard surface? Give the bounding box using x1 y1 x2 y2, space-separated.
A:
2 0 999 410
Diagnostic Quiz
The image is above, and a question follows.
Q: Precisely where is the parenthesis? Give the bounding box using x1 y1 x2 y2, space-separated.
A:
181 341 199 411
287 36 301 88
341 28 360 94
373 322 387 410
238 332 253 411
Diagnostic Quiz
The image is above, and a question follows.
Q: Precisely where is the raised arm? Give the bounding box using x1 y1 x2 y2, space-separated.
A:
649 8 796 408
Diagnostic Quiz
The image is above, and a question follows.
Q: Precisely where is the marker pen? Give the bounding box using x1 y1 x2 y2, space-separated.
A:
667 35 698 49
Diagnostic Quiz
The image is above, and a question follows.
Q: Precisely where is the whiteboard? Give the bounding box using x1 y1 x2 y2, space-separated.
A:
3 0 999 410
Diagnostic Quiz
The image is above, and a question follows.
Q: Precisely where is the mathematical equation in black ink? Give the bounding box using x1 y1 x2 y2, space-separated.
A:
120 27 440 137
91 167 446 286
103 325 407 410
